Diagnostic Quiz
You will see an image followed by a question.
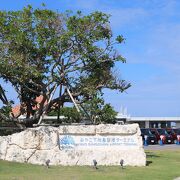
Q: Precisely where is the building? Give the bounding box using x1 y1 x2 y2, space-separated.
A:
116 114 180 128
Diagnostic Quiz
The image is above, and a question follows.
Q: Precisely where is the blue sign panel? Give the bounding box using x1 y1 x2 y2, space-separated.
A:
59 135 138 150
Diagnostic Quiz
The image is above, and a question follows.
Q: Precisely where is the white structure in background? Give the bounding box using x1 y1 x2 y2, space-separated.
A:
116 106 131 125
127 117 180 128
116 107 180 128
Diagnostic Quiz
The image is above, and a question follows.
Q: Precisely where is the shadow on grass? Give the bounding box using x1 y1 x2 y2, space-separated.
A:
146 151 161 166
146 151 161 158
146 160 152 166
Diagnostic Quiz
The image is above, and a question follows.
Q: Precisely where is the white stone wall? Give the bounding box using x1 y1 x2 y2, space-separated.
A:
0 124 146 166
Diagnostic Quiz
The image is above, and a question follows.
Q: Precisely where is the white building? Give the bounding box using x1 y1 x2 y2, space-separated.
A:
116 114 180 128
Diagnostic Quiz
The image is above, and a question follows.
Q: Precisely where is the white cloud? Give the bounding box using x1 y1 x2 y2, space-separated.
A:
144 23 180 75
107 8 148 30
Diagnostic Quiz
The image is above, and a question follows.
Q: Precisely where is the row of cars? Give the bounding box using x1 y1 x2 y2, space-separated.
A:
140 128 180 145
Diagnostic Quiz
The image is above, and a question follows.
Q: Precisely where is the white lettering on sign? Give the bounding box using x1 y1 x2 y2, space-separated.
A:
59 135 138 150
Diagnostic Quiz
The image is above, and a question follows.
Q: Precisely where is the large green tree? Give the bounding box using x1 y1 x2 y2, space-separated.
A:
0 5 130 126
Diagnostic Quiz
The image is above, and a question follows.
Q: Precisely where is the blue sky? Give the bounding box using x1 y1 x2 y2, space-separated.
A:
0 0 180 116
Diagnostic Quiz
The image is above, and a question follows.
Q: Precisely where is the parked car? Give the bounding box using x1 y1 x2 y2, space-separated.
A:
173 129 180 143
173 128 180 135
157 128 173 144
140 128 157 145
150 128 163 144
166 128 177 143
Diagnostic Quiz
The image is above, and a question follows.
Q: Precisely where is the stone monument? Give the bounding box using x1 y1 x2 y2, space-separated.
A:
0 124 146 166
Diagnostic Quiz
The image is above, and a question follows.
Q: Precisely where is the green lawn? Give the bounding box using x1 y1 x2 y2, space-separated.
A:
0 150 180 180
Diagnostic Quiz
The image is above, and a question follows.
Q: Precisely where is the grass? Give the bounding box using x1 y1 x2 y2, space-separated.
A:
0 150 180 180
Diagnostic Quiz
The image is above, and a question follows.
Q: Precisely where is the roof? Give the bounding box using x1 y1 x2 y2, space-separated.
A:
128 117 180 122
11 95 47 117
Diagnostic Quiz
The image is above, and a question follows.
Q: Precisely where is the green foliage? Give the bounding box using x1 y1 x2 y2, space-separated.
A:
0 101 14 117
48 95 117 124
116 35 125 44
82 94 117 124
100 104 117 123
48 107 81 123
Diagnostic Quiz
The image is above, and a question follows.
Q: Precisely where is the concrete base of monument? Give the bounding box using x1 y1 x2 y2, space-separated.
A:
0 124 146 166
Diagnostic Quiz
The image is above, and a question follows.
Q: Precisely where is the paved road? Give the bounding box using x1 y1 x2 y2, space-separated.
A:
144 144 180 150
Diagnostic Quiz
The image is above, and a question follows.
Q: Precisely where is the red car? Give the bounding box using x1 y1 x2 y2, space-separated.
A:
157 129 173 144
150 128 174 144
173 129 180 143
166 128 177 143
150 128 165 144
